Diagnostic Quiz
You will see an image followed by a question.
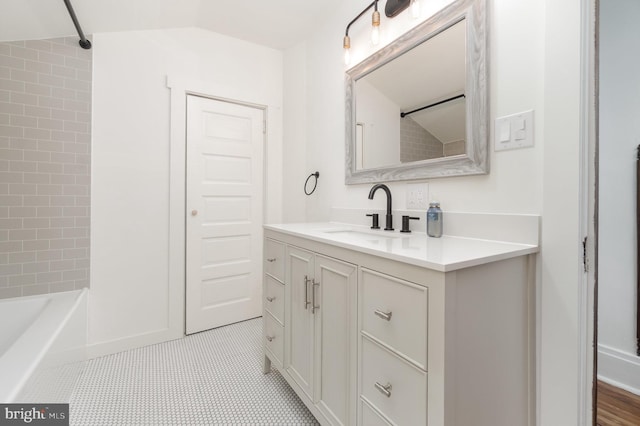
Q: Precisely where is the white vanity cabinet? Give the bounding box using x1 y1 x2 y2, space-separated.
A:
358 268 428 425
285 246 357 426
263 225 536 426
263 238 285 368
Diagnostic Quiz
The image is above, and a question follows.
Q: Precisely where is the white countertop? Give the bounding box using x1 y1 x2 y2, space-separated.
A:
264 222 539 272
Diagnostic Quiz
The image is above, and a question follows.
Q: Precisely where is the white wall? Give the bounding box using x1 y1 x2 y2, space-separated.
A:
293 0 544 223
357 80 401 169
90 27 283 356
283 42 308 223
598 0 640 394
283 0 586 423
540 1 584 423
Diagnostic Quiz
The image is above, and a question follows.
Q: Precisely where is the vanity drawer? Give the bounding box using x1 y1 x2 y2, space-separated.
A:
360 268 428 369
264 274 284 324
265 238 285 282
264 312 284 368
361 336 427 426
360 399 392 426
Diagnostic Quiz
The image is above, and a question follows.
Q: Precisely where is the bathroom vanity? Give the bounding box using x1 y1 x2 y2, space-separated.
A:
262 222 538 426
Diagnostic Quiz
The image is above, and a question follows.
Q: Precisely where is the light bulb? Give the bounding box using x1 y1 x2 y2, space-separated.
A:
343 35 351 65
371 26 380 45
371 9 380 45
410 0 420 18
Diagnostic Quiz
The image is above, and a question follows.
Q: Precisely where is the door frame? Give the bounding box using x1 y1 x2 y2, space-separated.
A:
167 77 270 337
579 0 598 424
184 95 266 334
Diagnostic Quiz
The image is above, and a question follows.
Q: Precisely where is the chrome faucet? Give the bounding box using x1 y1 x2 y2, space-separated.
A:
368 184 393 231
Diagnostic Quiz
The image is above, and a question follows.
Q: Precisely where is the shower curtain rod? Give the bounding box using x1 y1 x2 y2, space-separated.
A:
400 94 466 118
62 0 91 49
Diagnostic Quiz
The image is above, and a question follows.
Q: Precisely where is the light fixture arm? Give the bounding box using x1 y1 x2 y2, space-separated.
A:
344 0 378 38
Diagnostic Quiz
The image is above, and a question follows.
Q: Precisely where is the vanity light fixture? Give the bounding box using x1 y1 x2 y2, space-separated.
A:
371 4 381 45
343 0 419 65
410 0 421 18
343 0 380 65
384 0 412 18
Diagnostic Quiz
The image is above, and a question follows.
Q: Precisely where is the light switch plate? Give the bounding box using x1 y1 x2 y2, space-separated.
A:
406 183 429 210
494 110 534 151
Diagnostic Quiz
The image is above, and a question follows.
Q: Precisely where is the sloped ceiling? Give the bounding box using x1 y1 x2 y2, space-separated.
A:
0 0 343 49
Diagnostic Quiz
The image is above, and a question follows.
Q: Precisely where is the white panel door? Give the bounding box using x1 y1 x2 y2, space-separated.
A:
186 95 264 334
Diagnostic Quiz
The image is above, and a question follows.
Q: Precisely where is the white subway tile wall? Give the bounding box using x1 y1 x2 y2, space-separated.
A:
0 37 91 299
400 116 444 162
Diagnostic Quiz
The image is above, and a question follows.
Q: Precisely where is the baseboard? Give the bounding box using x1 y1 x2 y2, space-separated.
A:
86 328 183 359
598 344 640 396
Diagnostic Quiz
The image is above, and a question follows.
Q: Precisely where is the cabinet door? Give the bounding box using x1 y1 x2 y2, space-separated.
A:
285 246 315 399
314 255 357 426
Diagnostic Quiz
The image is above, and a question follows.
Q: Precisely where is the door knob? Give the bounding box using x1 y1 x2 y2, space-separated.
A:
191 210 198 216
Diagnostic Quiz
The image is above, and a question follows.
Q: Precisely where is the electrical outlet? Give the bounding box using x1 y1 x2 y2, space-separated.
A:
406 183 429 210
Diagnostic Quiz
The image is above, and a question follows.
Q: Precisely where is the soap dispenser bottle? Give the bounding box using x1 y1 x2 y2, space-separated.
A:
427 202 443 238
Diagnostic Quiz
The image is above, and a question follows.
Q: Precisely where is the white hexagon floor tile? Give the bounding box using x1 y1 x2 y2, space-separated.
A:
70 318 318 425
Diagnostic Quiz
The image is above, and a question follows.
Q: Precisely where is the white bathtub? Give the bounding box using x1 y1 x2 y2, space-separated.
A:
0 289 87 403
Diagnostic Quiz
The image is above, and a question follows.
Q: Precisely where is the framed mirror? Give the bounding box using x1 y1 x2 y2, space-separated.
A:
345 0 487 184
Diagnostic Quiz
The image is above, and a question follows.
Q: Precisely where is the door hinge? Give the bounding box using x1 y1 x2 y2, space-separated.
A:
582 236 589 273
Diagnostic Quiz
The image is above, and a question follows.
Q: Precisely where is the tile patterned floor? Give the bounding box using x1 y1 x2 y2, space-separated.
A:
17 361 85 403
70 318 319 425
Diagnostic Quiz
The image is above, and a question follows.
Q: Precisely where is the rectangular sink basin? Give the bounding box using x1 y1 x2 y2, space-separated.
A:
322 230 405 239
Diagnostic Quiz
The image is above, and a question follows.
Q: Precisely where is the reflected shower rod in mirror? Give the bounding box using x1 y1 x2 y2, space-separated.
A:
345 0 488 184
400 94 466 118
62 0 92 49
343 0 419 65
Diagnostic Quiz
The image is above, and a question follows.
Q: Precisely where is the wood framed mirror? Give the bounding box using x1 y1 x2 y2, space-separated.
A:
345 0 488 184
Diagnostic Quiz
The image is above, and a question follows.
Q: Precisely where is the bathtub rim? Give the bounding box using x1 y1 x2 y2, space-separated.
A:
0 289 88 403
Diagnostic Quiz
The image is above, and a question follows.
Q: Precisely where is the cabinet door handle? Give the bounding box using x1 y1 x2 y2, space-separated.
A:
304 275 311 310
266 258 276 263
312 279 320 314
266 296 275 302
374 382 392 397
266 335 275 342
374 309 393 321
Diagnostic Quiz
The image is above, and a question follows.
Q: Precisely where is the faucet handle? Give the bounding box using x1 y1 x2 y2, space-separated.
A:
400 215 420 233
366 213 380 229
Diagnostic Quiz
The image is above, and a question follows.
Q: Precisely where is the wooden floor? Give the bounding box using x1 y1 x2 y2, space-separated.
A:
597 381 640 426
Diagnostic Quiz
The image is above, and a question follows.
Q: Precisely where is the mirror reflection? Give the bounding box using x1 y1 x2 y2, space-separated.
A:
355 19 466 171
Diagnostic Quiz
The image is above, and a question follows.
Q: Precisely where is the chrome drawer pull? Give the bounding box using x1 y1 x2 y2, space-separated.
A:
304 275 311 310
266 335 275 342
375 382 392 397
266 258 276 263
374 309 392 321
312 279 320 314
266 296 275 302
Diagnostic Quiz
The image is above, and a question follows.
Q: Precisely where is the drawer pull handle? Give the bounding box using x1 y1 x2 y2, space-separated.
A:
374 309 393 321
304 275 311 310
375 382 392 397
266 296 275 302
312 279 320 314
266 258 276 263
266 335 275 342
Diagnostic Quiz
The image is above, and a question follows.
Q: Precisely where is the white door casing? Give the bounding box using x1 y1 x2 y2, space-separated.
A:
186 95 265 334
